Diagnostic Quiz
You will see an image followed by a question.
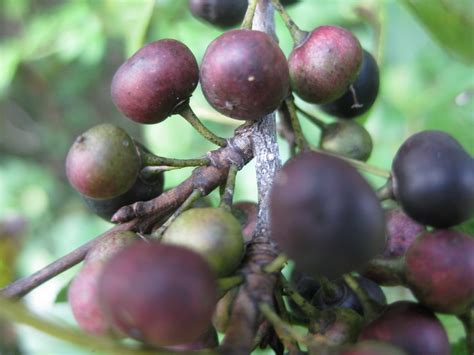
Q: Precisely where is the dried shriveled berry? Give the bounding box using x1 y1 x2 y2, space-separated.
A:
270 151 385 279
405 229 474 314
65 124 140 199
99 242 218 347
288 26 362 104
200 29 290 120
111 39 199 124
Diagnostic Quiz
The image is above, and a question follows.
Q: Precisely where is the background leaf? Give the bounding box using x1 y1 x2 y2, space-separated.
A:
400 0 474 65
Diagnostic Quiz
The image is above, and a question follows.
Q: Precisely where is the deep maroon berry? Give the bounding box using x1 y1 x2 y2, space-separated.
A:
360 301 450 355
111 39 199 124
321 49 380 119
288 26 362 104
200 29 290 120
392 130 474 227
405 229 474 314
99 242 218 347
270 151 385 279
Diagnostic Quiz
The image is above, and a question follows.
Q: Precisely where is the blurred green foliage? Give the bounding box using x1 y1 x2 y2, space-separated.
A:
0 0 473 353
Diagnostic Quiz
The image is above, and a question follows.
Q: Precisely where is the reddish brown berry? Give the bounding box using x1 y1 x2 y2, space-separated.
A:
405 229 474 314
98 242 218 347
111 39 199 124
288 26 362 104
360 301 450 355
200 29 290 120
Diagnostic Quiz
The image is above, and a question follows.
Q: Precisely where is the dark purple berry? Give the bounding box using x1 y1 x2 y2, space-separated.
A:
200 29 290 120
82 173 164 222
189 0 247 28
392 130 474 227
270 151 385 279
321 49 380 119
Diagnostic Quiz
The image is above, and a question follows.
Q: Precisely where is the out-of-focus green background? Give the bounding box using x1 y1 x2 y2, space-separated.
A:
0 0 472 353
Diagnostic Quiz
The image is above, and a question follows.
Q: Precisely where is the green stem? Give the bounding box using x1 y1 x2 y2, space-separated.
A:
376 178 394 201
343 274 380 322
177 104 227 147
263 254 288 273
140 151 210 168
294 105 327 130
241 0 259 29
280 276 320 320
219 164 238 211
312 147 391 178
317 276 341 302
275 285 301 352
270 0 308 45
285 98 310 151
218 275 244 295
0 296 152 354
367 256 406 282
150 190 202 238
259 303 307 345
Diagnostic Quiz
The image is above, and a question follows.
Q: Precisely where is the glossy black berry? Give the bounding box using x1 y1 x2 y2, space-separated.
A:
189 0 247 28
321 50 380 119
392 130 474 227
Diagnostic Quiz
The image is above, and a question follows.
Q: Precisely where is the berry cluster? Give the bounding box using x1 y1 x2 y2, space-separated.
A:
4 1 472 354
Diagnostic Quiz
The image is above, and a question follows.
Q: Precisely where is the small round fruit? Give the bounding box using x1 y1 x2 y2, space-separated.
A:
165 326 218 351
69 231 137 335
359 301 450 355
232 201 258 243
321 49 380 119
337 341 407 355
99 242 218 347
363 208 425 286
309 308 363 346
69 262 111 336
270 151 385 279
189 0 247 28
320 121 373 161
82 173 164 222
288 26 362 104
86 231 138 263
162 207 244 277
405 230 474 314
392 130 474 228
200 29 290 120
111 39 199 124
66 124 140 199
312 276 386 316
